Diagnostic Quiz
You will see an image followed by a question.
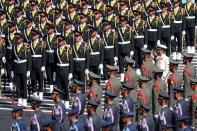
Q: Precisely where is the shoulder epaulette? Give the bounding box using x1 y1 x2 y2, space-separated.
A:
24 42 30 48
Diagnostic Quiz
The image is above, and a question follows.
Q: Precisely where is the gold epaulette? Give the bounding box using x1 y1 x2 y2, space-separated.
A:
24 42 30 49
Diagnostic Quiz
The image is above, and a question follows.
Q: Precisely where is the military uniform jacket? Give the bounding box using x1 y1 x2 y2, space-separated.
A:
146 15 162 42
102 29 118 59
67 12 78 25
30 110 45 131
121 96 134 112
12 42 31 74
44 34 57 64
11 119 27 131
0 37 6 65
88 37 104 66
23 27 34 42
172 6 186 33
0 19 8 35
104 14 118 28
62 30 74 45
54 17 65 33
137 84 152 105
117 25 134 54
86 113 101 131
141 60 155 79
140 115 155 131
184 2 197 28
5 4 16 20
38 21 47 37
173 99 190 118
159 12 174 38
69 120 85 131
72 41 90 71
158 105 174 130
14 17 25 31
54 45 73 75
26 10 39 25
30 39 46 69
132 20 148 47
72 92 86 115
92 18 103 33
104 103 119 126
87 83 102 103
52 101 66 131
44 6 54 21
6 32 15 61
77 24 90 41
168 71 183 88
106 77 121 96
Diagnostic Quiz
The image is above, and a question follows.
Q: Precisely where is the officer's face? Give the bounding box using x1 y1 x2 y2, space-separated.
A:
33 34 39 41
103 25 110 31
95 13 101 19
69 7 75 13
75 35 82 42
191 84 197 90
0 14 6 20
41 16 46 22
183 57 187 64
120 88 126 96
104 96 109 103
17 12 22 17
123 116 127 124
52 93 57 100
9 26 15 32
91 31 97 38
11 111 17 119
17 37 23 44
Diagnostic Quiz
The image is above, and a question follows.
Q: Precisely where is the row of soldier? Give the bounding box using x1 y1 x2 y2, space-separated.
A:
10 64 197 131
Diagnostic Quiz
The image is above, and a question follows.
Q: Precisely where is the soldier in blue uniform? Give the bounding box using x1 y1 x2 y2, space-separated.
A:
86 100 101 131
138 103 155 131
172 86 190 123
42 117 55 131
176 115 191 131
121 111 138 131
10 105 27 131
67 108 85 131
51 86 66 131
157 92 175 131
103 90 120 131
71 79 86 125
30 97 46 131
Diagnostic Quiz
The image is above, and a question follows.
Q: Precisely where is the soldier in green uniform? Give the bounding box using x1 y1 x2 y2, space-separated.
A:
132 10 148 73
23 17 34 42
88 26 104 75
152 69 167 118
146 5 162 51
80 0 93 22
14 7 26 31
183 52 196 100
118 0 132 22
0 10 8 35
12 32 31 106
62 20 74 45
102 20 118 74
77 13 90 41
0 35 6 96
190 78 197 129
44 22 57 92
92 9 103 34
104 5 118 28
105 65 121 106
67 3 78 26
44 0 54 21
184 0 196 54
5 0 16 21
27 1 39 25
168 59 183 106
137 75 152 123
117 16 134 73
57 0 68 16
53 9 65 34
124 56 138 103
38 11 48 37
87 71 102 114
30 29 46 101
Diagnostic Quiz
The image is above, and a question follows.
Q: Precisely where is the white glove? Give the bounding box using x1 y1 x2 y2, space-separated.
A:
157 40 161 46
85 69 89 75
154 115 159 119
11 71 14 79
1 68 4 75
171 35 175 40
185 98 189 101
114 57 118 62
99 64 103 70
2 57 6 63
182 31 186 35
130 51 134 56
41 66 45 72
170 107 173 111
136 69 141 75
143 44 147 49
195 26 197 29
26 71 30 78
68 73 73 80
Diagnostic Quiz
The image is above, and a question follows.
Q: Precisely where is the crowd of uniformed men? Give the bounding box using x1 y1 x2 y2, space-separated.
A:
0 0 196 130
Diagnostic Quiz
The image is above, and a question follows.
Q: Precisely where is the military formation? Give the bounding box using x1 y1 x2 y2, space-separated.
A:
0 0 196 130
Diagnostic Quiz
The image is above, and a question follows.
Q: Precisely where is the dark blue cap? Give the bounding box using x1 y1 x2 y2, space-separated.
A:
87 100 99 107
99 119 112 127
42 117 55 126
122 111 135 117
52 85 64 94
140 103 151 111
121 82 133 90
159 92 170 99
105 90 117 98
176 115 190 121
173 86 184 92
66 108 79 115
31 96 42 103
73 79 84 86
12 104 23 111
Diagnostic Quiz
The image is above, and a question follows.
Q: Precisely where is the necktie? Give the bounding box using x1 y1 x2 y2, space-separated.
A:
122 27 125 33
96 21 100 27
76 42 80 51
33 41 37 48
10 33 15 41
71 13 74 20
50 35 53 43
60 47 64 55
174 7 179 16
187 3 191 10
27 29 31 36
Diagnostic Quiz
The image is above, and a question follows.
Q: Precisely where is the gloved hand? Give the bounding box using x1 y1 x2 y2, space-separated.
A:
26 71 30 78
114 57 118 62
154 115 159 119
99 64 103 70
157 40 160 46
11 71 14 78
195 26 197 29
85 69 89 75
1 68 5 75
171 35 175 40
182 31 186 35
68 73 73 80
130 51 134 56
2 57 6 64
143 44 147 49
41 66 45 72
